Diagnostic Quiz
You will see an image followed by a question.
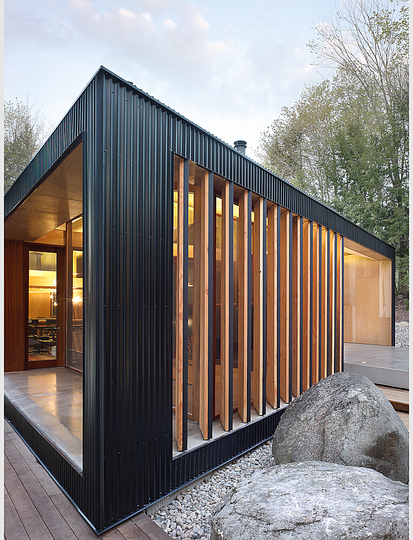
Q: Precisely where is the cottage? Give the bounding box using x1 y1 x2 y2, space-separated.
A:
4 66 395 533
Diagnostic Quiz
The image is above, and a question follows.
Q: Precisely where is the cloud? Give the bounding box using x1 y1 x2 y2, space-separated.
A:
5 0 329 155
63 0 233 76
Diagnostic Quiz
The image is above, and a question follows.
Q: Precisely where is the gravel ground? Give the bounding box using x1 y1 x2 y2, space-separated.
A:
150 323 409 540
149 441 274 540
395 322 409 347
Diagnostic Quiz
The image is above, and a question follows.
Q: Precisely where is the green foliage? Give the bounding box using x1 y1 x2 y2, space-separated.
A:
258 0 409 294
4 97 45 193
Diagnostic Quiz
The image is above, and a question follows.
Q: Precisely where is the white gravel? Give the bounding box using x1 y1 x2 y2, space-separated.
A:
395 322 409 347
150 323 409 539
148 440 274 539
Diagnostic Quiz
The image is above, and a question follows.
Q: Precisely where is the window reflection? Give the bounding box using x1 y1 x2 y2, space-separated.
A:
66 216 83 372
28 251 57 361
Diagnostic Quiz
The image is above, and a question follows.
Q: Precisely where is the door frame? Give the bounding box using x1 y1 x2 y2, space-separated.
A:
25 244 66 370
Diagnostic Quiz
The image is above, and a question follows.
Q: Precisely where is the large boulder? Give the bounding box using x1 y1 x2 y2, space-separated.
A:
211 461 409 540
272 372 409 483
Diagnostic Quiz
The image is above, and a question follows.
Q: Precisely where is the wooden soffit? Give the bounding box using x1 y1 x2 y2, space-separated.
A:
4 143 83 242
344 237 389 261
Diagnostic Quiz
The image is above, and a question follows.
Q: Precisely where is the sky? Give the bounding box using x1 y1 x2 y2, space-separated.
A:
4 0 339 159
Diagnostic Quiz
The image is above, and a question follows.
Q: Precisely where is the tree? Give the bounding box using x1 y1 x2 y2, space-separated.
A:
4 97 45 193
310 0 409 293
258 0 408 294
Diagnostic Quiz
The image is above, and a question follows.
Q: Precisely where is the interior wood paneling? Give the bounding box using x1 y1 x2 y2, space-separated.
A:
329 231 336 375
337 235 343 372
320 227 328 379
253 197 266 415
237 190 251 421
266 204 278 408
292 216 301 397
302 219 311 391
220 181 233 431
312 223 320 384
280 209 291 403
344 251 392 345
4 240 26 372
198 171 213 438
192 186 201 423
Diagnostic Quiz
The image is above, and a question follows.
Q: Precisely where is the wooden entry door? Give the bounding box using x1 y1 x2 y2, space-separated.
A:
26 246 65 370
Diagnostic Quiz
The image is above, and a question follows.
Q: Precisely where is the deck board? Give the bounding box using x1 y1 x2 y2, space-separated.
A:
4 419 172 539
377 385 409 413
4 486 31 540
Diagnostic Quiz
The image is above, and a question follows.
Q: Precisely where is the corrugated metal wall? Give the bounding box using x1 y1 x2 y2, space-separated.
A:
4 66 396 533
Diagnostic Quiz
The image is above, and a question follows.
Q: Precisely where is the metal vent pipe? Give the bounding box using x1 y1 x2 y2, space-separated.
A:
234 140 247 154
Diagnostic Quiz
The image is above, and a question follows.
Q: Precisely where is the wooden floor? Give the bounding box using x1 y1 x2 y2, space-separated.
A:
377 385 409 413
4 420 171 540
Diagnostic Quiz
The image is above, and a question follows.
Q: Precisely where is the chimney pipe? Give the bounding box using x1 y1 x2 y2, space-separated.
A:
234 140 247 155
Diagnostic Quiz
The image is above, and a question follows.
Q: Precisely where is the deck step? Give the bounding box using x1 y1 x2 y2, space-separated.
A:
377 385 409 413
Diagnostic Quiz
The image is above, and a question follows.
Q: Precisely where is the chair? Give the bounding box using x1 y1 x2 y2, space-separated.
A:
28 325 41 353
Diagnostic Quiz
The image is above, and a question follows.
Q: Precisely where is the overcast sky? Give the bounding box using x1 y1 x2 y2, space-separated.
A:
5 0 338 158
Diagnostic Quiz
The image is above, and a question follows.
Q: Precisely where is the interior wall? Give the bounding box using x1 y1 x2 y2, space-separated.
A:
344 253 392 345
4 240 26 372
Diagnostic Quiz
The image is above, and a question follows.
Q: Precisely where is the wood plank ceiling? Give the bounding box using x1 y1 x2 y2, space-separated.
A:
4 143 83 242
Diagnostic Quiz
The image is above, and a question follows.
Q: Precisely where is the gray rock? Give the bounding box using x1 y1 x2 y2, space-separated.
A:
272 372 409 483
210 461 409 540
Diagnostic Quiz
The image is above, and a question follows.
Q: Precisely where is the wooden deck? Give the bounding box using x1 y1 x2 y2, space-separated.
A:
4 420 171 540
377 385 409 413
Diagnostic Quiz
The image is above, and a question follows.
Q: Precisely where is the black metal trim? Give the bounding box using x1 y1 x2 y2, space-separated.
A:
171 407 285 491
5 397 84 505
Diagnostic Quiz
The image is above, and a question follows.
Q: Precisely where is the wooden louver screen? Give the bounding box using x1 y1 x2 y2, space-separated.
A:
174 157 344 451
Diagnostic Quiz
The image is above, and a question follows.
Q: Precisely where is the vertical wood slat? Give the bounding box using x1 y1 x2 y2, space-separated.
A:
253 197 266 415
199 171 213 439
176 158 188 451
302 219 311 392
292 216 301 397
266 204 278 409
237 190 251 422
312 223 320 384
280 209 291 403
220 181 233 431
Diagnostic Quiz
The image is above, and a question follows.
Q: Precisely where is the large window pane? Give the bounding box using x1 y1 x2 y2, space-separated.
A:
66 217 83 371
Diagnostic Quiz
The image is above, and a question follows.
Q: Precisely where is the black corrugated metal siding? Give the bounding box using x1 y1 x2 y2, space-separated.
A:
4 66 396 532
